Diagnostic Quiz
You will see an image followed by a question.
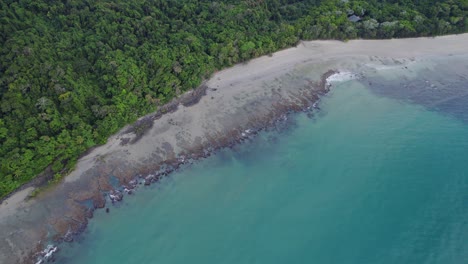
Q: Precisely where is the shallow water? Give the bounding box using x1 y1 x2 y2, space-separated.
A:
54 72 468 264
52 55 468 264
364 55 468 123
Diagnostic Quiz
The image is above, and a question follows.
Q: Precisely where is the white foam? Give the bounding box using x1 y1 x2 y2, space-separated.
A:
326 71 359 85
35 244 58 264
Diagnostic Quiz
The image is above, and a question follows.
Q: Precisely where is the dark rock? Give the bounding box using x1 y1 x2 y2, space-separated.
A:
109 190 123 202
123 187 133 195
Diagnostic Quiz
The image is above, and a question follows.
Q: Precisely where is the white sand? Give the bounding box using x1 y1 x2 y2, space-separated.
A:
1 34 468 264
63 34 468 182
0 187 34 220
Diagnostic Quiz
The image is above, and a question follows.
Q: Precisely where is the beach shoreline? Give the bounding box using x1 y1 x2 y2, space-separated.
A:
1 34 468 264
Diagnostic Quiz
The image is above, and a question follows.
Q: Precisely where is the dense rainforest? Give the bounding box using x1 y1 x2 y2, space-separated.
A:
0 0 467 198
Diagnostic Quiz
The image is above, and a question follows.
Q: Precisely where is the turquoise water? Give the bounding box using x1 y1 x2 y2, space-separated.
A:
56 81 468 264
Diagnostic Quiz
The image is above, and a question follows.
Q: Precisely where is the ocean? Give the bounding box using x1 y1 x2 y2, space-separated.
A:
54 59 468 264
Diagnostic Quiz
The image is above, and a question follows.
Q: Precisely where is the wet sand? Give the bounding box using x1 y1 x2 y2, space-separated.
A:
1 34 468 263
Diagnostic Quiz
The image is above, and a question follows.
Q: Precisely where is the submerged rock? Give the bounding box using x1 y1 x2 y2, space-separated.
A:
109 191 123 203
123 187 133 195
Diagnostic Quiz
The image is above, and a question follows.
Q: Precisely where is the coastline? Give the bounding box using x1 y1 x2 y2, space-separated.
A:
1 34 468 264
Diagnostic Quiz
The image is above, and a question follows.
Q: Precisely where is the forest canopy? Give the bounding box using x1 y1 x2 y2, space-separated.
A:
0 0 467 198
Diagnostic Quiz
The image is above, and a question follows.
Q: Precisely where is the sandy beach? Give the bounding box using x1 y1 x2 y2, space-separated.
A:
1 34 468 263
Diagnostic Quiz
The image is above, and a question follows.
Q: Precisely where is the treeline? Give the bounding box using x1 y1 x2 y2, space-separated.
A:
0 0 467 198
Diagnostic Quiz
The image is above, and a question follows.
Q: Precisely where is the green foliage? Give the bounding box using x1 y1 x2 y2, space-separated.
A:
1 0 467 199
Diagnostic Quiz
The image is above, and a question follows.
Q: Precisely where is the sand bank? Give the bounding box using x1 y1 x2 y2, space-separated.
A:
1 34 468 263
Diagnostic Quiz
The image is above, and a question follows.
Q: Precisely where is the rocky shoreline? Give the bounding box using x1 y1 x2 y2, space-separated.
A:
2 35 467 264
30 69 336 264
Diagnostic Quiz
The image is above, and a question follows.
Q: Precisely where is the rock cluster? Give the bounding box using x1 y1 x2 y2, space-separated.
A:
109 190 123 203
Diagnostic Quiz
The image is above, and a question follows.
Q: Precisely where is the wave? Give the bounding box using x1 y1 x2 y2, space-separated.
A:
326 71 359 86
35 244 58 264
